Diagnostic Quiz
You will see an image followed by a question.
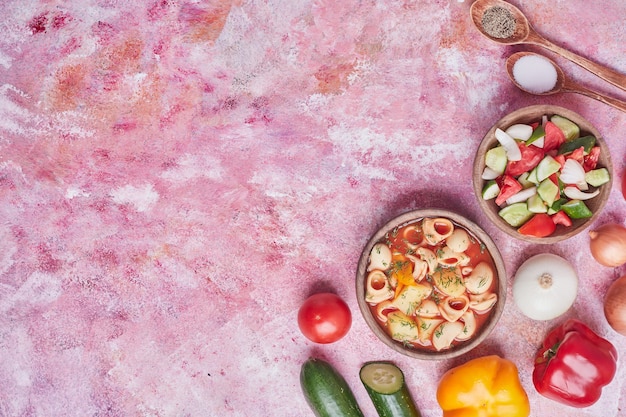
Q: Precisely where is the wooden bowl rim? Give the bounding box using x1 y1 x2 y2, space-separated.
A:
472 105 613 244
355 209 507 360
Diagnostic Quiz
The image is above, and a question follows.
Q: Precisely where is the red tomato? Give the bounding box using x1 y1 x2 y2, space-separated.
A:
583 146 600 172
543 122 566 152
495 175 523 206
518 213 556 237
551 210 572 227
505 143 544 176
298 293 351 343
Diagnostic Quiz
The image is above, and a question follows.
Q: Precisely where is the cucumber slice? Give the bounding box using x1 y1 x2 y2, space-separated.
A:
537 179 560 207
561 199 593 219
517 171 534 189
485 146 507 174
527 194 548 213
498 202 533 227
360 362 421 417
527 166 539 185
536 155 561 182
482 180 500 200
301 358 364 417
551 115 580 141
585 168 610 187
557 135 596 155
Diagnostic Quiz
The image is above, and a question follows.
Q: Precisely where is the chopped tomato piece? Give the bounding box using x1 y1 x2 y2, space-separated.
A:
543 122 566 152
530 122 539 129
518 213 556 237
505 143 545 176
583 146 601 171
551 211 573 227
549 172 560 187
567 146 585 164
495 175 523 206
554 154 566 169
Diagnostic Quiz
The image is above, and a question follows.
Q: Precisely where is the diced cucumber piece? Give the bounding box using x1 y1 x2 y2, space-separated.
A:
548 198 568 215
551 115 580 141
527 166 539 185
537 179 560 207
536 155 561 182
561 199 593 219
526 125 545 147
517 171 534 189
527 194 548 213
485 146 507 174
498 202 533 227
557 135 596 155
585 168 610 187
482 180 501 200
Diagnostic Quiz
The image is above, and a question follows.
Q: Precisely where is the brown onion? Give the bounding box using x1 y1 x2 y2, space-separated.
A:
588 223 626 267
604 275 626 336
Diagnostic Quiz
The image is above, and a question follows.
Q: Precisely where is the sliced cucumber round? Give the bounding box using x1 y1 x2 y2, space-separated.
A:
360 362 421 417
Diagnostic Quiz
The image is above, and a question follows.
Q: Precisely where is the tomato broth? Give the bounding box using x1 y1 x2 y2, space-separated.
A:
365 217 499 352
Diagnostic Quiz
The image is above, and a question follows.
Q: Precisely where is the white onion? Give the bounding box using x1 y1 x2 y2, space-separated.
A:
494 128 522 161
512 253 578 321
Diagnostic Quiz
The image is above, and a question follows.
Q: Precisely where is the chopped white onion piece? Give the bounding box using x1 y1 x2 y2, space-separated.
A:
531 136 545 148
564 186 599 200
481 166 501 180
506 186 537 205
505 124 533 141
559 159 586 184
542 115 548 126
577 181 589 191
494 128 522 161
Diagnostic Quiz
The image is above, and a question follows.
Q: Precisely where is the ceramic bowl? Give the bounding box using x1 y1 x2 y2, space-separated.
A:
355 209 507 360
473 105 612 244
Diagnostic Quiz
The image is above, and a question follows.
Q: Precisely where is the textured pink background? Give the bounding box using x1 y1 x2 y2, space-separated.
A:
1 0 626 416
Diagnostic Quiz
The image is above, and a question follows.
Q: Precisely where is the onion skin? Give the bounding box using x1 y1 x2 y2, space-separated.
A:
604 275 626 336
588 224 626 267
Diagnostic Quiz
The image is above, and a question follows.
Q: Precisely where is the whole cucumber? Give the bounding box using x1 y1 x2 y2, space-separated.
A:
300 358 364 417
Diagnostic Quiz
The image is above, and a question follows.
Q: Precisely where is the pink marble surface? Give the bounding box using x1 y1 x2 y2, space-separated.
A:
1 0 626 416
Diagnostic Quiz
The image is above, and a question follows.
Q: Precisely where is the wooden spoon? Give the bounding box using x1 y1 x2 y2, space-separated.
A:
470 0 626 93
506 52 626 113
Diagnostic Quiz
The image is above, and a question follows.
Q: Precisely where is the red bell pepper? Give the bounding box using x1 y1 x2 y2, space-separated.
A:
533 319 618 408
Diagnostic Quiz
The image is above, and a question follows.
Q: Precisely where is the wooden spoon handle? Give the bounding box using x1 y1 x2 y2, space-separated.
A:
527 31 626 94
562 80 626 114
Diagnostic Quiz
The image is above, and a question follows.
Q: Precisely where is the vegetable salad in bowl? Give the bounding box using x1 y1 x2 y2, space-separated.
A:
473 105 612 243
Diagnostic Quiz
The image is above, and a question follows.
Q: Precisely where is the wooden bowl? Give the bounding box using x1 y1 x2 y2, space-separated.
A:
356 209 507 360
473 105 612 244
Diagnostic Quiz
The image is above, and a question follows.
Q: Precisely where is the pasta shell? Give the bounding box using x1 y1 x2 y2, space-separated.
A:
368 243 392 271
422 218 454 245
366 270 394 304
464 262 494 295
432 321 465 351
438 295 470 322
469 292 498 313
455 311 477 341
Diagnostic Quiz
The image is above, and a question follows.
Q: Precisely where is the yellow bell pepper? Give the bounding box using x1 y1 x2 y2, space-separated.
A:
436 355 530 417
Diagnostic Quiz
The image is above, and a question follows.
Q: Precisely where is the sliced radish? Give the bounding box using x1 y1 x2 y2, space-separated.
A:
564 186 599 200
506 186 537 205
494 128 522 161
